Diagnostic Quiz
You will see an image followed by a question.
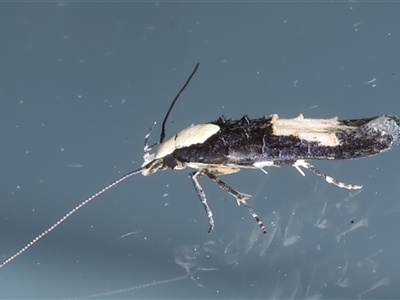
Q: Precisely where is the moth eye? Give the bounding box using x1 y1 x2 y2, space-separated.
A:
163 154 178 169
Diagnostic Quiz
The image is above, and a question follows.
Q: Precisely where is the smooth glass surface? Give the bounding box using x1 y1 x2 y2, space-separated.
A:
1 2 399 299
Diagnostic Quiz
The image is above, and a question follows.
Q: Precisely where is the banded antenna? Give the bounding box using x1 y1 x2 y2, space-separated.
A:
0 64 200 269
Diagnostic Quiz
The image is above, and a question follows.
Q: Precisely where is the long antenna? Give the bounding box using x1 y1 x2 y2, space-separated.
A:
0 167 146 269
160 63 200 144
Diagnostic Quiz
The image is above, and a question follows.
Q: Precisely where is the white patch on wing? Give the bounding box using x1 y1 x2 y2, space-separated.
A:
155 123 220 159
271 114 356 146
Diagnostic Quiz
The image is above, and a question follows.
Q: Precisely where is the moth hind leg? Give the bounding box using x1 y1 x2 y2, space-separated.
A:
293 160 362 190
203 170 267 235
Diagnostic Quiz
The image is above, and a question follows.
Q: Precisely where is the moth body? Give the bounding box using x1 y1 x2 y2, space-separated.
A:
149 114 400 173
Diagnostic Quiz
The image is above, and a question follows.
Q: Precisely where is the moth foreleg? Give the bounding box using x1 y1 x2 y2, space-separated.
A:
189 171 215 234
203 170 267 235
143 122 158 162
293 160 362 190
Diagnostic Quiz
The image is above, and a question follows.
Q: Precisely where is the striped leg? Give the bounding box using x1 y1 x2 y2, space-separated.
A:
143 122 158 162
293 160 363 190
189 171 215 234
203 170 267 235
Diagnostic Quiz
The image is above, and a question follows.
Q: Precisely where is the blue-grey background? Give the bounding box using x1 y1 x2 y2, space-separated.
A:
1 2 399 299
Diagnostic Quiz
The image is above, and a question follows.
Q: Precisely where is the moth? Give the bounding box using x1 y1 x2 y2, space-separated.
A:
1 63 400 268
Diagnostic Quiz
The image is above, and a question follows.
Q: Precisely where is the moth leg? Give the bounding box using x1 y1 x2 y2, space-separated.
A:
200 165 247 204
143 122 158 162
189 171 215 234
294 160 362 190
203 170 267 235
202 171 251 205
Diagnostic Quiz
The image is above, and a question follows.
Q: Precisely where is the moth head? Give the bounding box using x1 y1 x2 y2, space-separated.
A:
141 123 220 176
